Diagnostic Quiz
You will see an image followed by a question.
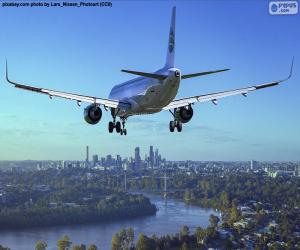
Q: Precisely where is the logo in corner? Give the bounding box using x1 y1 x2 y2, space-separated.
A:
168 29 175 53
269 1 298 15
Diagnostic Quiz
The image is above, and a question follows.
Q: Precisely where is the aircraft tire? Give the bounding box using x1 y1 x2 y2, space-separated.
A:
177 121 182 132
169 121 175 132
108 122 114 133
116 121 121 133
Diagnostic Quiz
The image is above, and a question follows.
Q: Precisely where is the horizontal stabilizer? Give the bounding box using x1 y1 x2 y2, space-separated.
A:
181 68 230 80
121 69 168 80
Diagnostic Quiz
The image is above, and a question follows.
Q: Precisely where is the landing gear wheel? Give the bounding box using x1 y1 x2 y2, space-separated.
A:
116 121 121 133
177 121 182 132
123 129 127 136
169 121 175 132
108 122 114 133
120 129 123 135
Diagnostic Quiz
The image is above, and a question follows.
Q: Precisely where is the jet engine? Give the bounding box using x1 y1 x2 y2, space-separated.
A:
175 106 193 123
84 104 102 125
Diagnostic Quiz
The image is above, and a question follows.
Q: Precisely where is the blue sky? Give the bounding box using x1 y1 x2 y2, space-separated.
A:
0 1 299 161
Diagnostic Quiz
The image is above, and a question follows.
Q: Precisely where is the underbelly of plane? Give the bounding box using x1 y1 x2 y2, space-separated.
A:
117 78 180 118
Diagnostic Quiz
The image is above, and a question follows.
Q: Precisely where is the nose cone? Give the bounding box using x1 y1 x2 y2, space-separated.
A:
174 70 180 78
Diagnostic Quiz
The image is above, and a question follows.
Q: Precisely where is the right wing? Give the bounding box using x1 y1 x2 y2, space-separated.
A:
5 61 130 110
164 58 294 110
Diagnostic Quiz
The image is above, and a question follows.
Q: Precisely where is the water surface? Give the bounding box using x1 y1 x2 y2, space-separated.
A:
0 193 218 250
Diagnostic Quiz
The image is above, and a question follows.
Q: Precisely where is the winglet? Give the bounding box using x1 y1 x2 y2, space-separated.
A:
288 56 294 80
5 59 9 83
280 56 294 83
5 59 18 85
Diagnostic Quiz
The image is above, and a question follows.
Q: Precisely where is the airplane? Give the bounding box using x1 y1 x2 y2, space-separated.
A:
5 7 293 136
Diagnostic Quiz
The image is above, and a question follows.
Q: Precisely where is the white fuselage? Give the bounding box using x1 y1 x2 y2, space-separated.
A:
108 67 181 117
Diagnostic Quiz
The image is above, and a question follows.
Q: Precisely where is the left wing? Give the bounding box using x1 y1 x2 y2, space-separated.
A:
163 59 294 110
5 61 130 110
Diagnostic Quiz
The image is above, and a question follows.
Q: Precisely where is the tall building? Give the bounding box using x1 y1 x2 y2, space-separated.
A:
116 155 122 167
149 146 154 169
155 149 159 167
135 147 141 169
92 155 98 166
86 146 89 162
106 155 112 167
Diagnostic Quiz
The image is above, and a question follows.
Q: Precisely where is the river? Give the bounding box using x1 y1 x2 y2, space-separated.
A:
0 193 218 250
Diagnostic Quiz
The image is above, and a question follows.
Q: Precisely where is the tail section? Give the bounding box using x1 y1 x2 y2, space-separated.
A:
165 7 176 68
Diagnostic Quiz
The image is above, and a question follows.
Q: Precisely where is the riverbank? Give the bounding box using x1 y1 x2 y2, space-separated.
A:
0 193 217 250
0 193 157 230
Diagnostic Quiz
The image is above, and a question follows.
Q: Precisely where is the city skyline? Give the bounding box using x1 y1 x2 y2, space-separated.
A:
0 1 299 161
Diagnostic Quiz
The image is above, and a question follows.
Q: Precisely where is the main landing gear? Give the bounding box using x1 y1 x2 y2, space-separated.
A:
169 120 182 132
108 110 127 135
169 109 182 133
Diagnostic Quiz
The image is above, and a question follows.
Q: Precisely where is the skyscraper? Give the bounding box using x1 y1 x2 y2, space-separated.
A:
116 155 122 167
135 147 141 169
149 146 154 169
92 155 98 166
155 149 159 167
86 146 89 162
106 155 112 167
85 146 90 168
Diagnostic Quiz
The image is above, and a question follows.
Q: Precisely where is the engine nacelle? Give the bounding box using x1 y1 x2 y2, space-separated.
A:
84 105 102 125
175 106 193 123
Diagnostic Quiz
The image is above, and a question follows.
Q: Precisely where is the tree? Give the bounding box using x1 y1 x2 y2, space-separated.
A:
269 242 284 250
209 214 220 229
220 191 230 208
0 246 10 250
72 245 83 250
229 205 239 224
180 225 190 237
57 235 71 250
72 245 86 250
35 241 47 250
87 245 97 250
111 234 121 250
135 234 155 250
181 242 189 250
183 189 191 201
127 227 134 243
195 226 205 245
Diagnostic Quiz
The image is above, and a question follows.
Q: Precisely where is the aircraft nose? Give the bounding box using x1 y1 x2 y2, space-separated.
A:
174 70 180 78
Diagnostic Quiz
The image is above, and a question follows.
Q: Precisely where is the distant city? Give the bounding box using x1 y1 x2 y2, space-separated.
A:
0 146 299 179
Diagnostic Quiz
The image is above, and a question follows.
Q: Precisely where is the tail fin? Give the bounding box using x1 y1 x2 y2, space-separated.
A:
165 7 176 68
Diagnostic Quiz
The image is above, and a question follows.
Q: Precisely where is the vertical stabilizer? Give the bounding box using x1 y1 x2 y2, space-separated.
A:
165 7 176 68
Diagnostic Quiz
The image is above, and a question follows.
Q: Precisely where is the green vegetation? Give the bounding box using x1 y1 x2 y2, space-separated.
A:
1 166 300 249
0 168 156 229
0 246 10 250
128 171 300 248
110 225 221 250
35 240 47 250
